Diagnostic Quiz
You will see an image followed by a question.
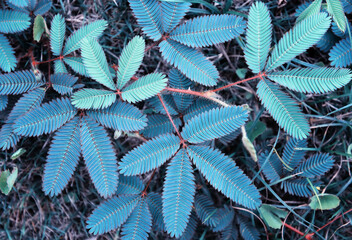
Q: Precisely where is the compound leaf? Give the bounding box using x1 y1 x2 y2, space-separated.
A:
0 9 30 33
0 33 16 72
51 73 78 95
43 117 80 197
119 134 180 176
161 2 191 33
188 145 262 209
80 116 119 198
294 153 334 178
71 88 116 110
50 14 66 56
0 70 44 95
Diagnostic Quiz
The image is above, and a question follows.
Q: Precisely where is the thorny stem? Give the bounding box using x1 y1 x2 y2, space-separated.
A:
157 94 185 145
141 169 157 197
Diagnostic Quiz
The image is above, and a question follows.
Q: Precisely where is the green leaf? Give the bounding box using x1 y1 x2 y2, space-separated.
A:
309 194 340 210
71 88 116 109
259 204 287 229
117 36 145 89
121 73 168 103
246 121 266 142
296 0 323 23
245 1 272 74
0 167 18 195
256 79 310 139
81 38 116 90
266 13 331 71
11 148 26 160
327 0 346 32
33 15 48 42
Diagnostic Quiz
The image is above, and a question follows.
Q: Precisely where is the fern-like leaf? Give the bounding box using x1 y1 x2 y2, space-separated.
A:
256 79 310 139
221 223 238 240
43 117 80 197
213 206 235 232
8 0 28 7
163 149 195 238
87 101 147 131
147 94 178 115
81 38 116 90
170 15 246 48
267 67 352 94
238 217 260 240
281 179 318 197
316 31 337 52
188 145 262 209
50 14 66 56
0 88 45 150
51 73 78 95
168 68 194 112
265 13 331 71
327 0 346 32
0 95 8 111
80 116 118 198
0 70 43 95
258 151 282 183
194 194 219 227
128 0 163 41
63 57 89 77
0 9 30 33
329 38 352 67
296 0 322 23
116 175 145 195
245 1 272 74
181 106 248 144
14 97 77 137
33 0 52 16
121 73 167 103
282 138 307 174
159 39 219 86
71 88 116 110
121 197 152 240
63 20 107 55
117 36 145 89
294 153 334 178
147 192 166 231
342 0 352 13
0 34 16 72
161 2 191 33
140 114 181 138
119 134 180 176
179 210 198 240
183 98 219 123
87 195 140 235
54 60 68 73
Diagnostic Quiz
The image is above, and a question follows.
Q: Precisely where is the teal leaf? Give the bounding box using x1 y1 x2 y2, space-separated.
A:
50 14 66 56
71 88 116 110
0 34 16 72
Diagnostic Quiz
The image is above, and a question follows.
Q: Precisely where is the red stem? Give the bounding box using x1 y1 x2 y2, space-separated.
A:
157 93 184 143
164 87 206 98
141 169 157 197
282 222 313 240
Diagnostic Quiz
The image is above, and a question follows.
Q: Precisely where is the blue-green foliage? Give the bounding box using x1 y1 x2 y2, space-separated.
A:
179 210 198 240
63 57 89 77
116 175 144 195
256 79 310 140
168 69 194 113
329 37 352 67
80 116 119 198
71 88 117 109
188 145 262 209
147 94 179 115
0 9 30 33
0 88 45 150
260 138 334 197
316 31 337 53
87 101 147 131
163 149 195 238
213 206 235 232
159 39 219 86
195 194 219 228
0 33 17 72
140 114 182 138
121 198 152 240
238 216 261 240
8 0 52 15
43 117 81 196
129 0 245 85
245 1 352 139
50 14 66 56
13 97 77 137
181 106 248 144
119 134 180 175
221 222 238 240
0 95 8 111
170 15 246 48
147 192 166 231
341 0 352 13
160 2 191 33
183 98 219 123
0 70 44 95
51 73 78 95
